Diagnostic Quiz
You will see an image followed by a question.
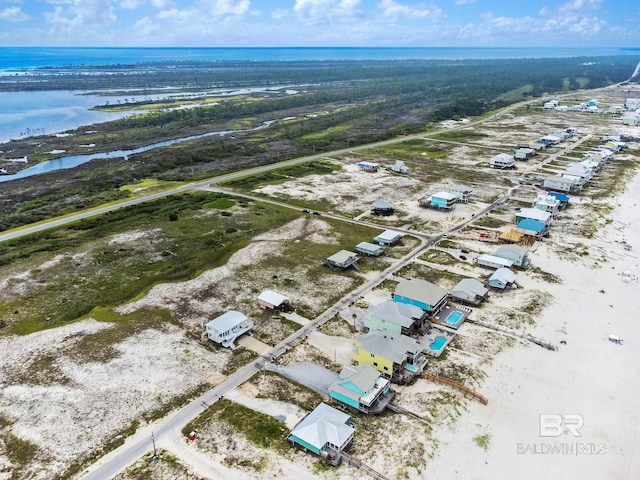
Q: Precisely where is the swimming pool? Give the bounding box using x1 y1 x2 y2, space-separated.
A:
445 311 463 325
429 336 447 350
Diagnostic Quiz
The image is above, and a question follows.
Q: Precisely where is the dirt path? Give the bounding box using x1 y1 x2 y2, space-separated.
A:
237 335 272 356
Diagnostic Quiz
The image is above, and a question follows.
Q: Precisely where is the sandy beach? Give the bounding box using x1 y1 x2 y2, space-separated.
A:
424 170 640 479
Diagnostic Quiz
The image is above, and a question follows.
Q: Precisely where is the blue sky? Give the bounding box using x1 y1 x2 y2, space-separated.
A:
0 0 638 47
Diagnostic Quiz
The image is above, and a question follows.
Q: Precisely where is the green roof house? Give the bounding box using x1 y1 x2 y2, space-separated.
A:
365 299 429 336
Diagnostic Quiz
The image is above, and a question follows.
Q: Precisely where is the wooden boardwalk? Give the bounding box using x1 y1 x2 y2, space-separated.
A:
422 373 489 405
341 453 389 480
465 318 558 351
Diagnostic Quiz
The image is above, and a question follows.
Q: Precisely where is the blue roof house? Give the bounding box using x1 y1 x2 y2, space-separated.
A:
517 219 547 239
546 191 570 207
429 191 457 210
393 279 448 314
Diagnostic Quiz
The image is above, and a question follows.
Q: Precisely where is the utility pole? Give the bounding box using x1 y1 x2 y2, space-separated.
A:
151 432 158 462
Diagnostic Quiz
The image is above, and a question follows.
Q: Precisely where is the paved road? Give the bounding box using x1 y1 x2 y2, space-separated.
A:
0 90 515 478
0 95 530 244
79 191 509 480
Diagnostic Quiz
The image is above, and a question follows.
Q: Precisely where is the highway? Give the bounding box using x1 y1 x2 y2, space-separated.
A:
0 93 517 479
0 96 527 244
78 189 507 479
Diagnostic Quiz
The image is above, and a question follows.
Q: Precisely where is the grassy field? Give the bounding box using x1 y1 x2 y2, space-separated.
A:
0 189 383 336
0 192 297 335
182 398 290 452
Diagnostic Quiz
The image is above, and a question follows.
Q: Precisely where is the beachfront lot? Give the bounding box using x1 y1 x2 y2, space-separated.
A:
1 84 639 479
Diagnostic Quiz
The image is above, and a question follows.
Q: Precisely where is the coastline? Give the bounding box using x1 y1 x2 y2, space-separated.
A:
424 169 640 479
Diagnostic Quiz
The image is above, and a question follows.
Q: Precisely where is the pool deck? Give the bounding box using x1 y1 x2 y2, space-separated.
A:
433 304 471 330
418 325 456 357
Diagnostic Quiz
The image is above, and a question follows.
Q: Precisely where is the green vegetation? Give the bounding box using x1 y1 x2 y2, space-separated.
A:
431 130 489 141
472 215 509 229
318 314 357 337
420 249 460 266
0 192 298 335
395 262 467 290
221 348 259 375
221 160 339 191
251 371 326 412
3 55 637 231
0 415 39 480
114 450 206 480
182 398 289 451
473 433 492 451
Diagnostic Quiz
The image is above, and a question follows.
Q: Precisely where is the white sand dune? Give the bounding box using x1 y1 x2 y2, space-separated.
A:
424 171 640 480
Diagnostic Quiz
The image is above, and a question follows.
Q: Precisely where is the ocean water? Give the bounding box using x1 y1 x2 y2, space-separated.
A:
0 46 635 70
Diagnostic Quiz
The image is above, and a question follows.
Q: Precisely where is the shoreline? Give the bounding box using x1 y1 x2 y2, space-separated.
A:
424 169 640 479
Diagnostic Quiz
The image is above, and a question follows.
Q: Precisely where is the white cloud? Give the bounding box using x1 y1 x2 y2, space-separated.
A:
205 0 250 17
44 0 117 29
133 15 160 34
294 0 364 25
0 6 28 21
377 0 443 19
151 0 174 8
557 0 602 15
156 7 195 23
119 0 143 9
271 8 288 19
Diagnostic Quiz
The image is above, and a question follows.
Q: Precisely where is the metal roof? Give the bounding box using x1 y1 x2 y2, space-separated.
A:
205 311 248 334
290 403 354 451
395 279 448 307
431 191 457 200
326 250 358 264
357 161 380 168
452 278 488 298
547 192 570 202
356 331 422 364
477 254 514 267
516 208 551 222
372 200 393 209
331 364 382 402
489 267 516 284
517 219 546 233
374 229 402 241
258 290 289 306
368 300 423 328
356 241 383 253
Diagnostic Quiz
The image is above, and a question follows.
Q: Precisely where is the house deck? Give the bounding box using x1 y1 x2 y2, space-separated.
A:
418 326 456 357
358 389 396 415
432 304 471 329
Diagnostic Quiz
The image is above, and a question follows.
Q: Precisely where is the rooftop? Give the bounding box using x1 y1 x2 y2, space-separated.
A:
206 311 249 333
290 403 354 452
395 279 448 307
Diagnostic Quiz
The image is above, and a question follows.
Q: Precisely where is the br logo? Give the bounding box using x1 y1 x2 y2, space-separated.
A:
539 414 584 437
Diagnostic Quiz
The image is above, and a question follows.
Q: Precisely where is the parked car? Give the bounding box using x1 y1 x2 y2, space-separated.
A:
460 255 468 260
461 249 470 254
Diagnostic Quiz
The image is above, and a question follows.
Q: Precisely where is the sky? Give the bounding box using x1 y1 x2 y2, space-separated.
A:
0 0 638 48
